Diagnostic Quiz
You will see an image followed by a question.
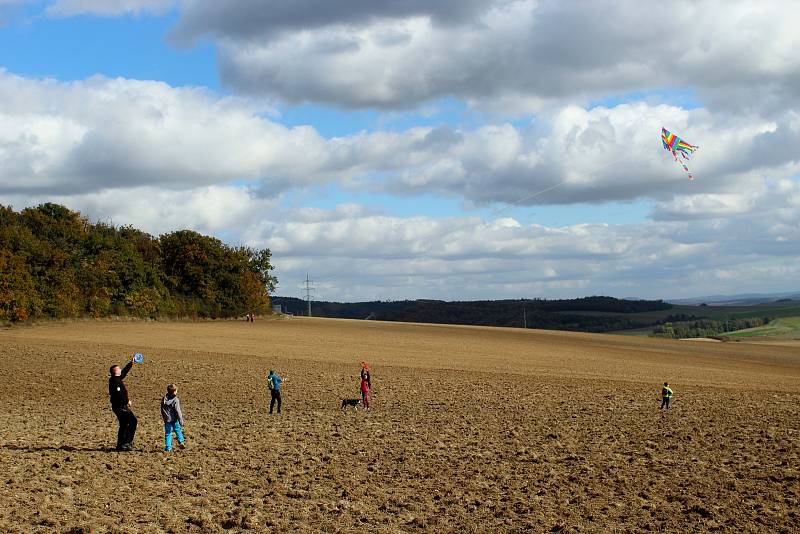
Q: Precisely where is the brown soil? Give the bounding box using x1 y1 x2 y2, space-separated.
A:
1 318 799 533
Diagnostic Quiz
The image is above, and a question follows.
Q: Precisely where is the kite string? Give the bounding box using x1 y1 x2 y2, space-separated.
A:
491 181 568 215
491 154 635 216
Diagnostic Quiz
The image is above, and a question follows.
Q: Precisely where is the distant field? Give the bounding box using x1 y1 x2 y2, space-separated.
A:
723 316 800 340
1 318 799 532
612 311 800 340
675 302 800 320
576 301 800 339
562 300 800 323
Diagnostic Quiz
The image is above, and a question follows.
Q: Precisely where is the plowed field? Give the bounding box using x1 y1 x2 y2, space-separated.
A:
1 318 799 533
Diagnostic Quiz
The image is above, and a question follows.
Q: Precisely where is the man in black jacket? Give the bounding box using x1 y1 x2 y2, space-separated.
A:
109 356 138 451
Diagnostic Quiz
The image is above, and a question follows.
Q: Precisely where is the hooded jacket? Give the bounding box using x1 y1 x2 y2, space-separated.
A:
268 372 282 392
161 394 184 423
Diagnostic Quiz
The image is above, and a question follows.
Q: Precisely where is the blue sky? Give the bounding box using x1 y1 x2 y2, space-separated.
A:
1 1 798 301
1 7 214 88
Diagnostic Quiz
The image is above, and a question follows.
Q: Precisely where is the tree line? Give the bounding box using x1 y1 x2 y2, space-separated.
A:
651 317 770 339
0 203 277 322
271 296 672 332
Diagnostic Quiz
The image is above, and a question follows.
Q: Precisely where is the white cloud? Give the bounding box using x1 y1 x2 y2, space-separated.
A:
653 193 758 220
162 0 800 114
253 185 800 300
2 70 798 212
1 185 279 237
383 104 800 208
170 0 494 44
0 71 361 195
46 0 176 17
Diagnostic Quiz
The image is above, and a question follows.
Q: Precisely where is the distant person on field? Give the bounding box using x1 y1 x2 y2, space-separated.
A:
267 370 283 414
360 367 371 410
661 382 673 410
109 356 137 451
160 384 186 452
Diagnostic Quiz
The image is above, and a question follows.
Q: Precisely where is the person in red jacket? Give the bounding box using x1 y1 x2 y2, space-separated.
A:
360 367 371 410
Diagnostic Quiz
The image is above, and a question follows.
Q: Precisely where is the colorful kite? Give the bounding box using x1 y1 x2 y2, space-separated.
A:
661 127 699 180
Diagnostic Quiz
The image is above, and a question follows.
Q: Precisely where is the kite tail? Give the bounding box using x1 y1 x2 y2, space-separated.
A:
674 157 693 181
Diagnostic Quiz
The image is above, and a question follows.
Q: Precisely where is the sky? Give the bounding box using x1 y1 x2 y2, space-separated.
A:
1 0 799 302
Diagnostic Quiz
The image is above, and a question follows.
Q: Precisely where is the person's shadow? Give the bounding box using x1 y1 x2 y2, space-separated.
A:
0 444 114 453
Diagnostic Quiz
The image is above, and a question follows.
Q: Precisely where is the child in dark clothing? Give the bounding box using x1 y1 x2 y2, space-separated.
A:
267 370 283 414
160 384 186 452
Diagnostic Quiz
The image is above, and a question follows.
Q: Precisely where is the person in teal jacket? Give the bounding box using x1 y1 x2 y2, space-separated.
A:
267 370 283 414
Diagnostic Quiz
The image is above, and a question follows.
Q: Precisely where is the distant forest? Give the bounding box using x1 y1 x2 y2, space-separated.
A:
0 203 277 322
652 317 770 339
272 296 673 333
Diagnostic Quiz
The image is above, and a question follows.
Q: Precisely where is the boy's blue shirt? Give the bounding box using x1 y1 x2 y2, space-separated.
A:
270 373 283 391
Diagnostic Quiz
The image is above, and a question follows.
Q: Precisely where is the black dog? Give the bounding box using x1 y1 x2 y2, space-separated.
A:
341 398 360 410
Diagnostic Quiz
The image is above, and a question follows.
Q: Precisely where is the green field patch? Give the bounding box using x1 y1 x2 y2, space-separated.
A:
723 316 800 340
560 301 800 324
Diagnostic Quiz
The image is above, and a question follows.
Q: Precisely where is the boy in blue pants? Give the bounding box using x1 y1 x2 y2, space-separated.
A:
160 384 186 452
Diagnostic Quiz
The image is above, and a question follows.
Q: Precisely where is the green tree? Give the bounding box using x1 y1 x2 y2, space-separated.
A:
0 204 278 321
0 250 41 321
